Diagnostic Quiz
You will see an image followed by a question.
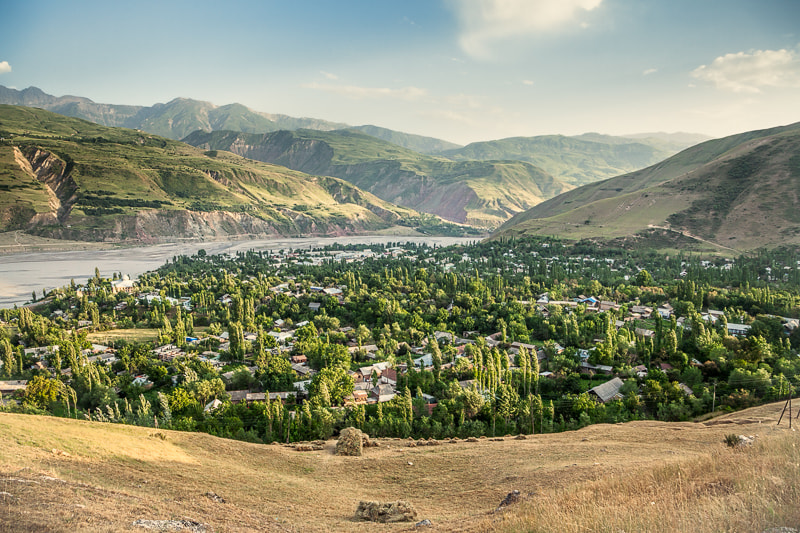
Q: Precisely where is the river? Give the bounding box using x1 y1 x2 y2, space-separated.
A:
0 235 480 308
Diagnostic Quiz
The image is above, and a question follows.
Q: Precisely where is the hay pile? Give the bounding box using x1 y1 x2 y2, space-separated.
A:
335 427 364 456
354 501 417 523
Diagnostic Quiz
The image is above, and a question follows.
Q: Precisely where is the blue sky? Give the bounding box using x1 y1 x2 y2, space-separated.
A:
2 0 799 144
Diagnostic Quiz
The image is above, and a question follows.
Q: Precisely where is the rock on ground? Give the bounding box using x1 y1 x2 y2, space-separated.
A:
355 500 418 523
132 519 207 532
496 490 523 511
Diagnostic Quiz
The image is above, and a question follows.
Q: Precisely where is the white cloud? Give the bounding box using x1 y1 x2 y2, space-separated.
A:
0 61 11 74
447 0 603 58
320 71 338 80
691 47 800 93
643 68 657 76
303 82 427 101
522 79 535 85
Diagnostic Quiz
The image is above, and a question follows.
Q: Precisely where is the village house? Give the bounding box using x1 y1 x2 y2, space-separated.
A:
291 363 314 377
132 375 153 390
345 389 369 405
244 391 296 404
727 323 751 336
0 380 28 396
630 305 653 318
580 361 614 376
599 300 620 312
111 275 137 294
23 346 58 360
152 344 183 361
371 383 396 403
657 303 673 319
87 352 118 366
589 377 625 403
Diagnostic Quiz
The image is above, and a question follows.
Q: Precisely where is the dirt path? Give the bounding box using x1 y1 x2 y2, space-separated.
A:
647 224 742 254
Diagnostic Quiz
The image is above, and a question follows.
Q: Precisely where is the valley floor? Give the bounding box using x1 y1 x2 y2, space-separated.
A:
0 402 796 532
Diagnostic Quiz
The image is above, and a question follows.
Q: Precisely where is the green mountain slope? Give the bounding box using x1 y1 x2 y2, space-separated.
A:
494 122 800 251
183 129 572 227
438 134 682 187
0 105 421 242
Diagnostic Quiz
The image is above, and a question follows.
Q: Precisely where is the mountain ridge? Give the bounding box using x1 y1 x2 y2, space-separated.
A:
0 85 462 154
438 134 692 187
183 128 573 227
0 105 437 243
493 121 800 251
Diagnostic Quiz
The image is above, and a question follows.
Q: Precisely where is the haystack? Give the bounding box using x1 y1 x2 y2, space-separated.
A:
355 500 417 523
335 427 364 456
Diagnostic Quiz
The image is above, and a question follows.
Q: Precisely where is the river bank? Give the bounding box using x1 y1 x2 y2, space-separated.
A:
0 234 482 308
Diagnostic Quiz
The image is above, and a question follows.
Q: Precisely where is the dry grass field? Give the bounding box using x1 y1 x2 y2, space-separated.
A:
86 329 161 345
0 402 797 532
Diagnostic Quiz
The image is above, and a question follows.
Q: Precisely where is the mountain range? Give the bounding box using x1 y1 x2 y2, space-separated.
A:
437 134 707 187
0 105 429 242
0 85 705 185
495 122 800 251
183 128 573 227
0 86 460 155
6 85 796 252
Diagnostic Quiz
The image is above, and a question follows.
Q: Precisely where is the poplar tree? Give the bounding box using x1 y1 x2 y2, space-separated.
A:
430 337 442 382
1 339 14 378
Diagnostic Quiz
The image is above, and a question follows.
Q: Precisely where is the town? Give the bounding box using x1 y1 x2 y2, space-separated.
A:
1 237 799 443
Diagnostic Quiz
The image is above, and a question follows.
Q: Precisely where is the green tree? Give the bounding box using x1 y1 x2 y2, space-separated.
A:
636 269 653 286
308 366 354 406
1 339 14 378
190 378 227 405
430 337 442 381
23 375 74 414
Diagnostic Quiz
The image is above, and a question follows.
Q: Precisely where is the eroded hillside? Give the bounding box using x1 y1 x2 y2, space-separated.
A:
0 106 419 242
185 129 572 227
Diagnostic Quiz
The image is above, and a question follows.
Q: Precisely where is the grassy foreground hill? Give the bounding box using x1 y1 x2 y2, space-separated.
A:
495 122 800 252
0 403 797 532
184 129 572 227
0 105 424 242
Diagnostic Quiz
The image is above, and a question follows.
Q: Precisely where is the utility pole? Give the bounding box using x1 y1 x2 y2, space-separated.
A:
777 376 793 428
711 380 716 413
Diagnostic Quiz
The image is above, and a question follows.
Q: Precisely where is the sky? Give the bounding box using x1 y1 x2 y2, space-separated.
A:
2 0 800 145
